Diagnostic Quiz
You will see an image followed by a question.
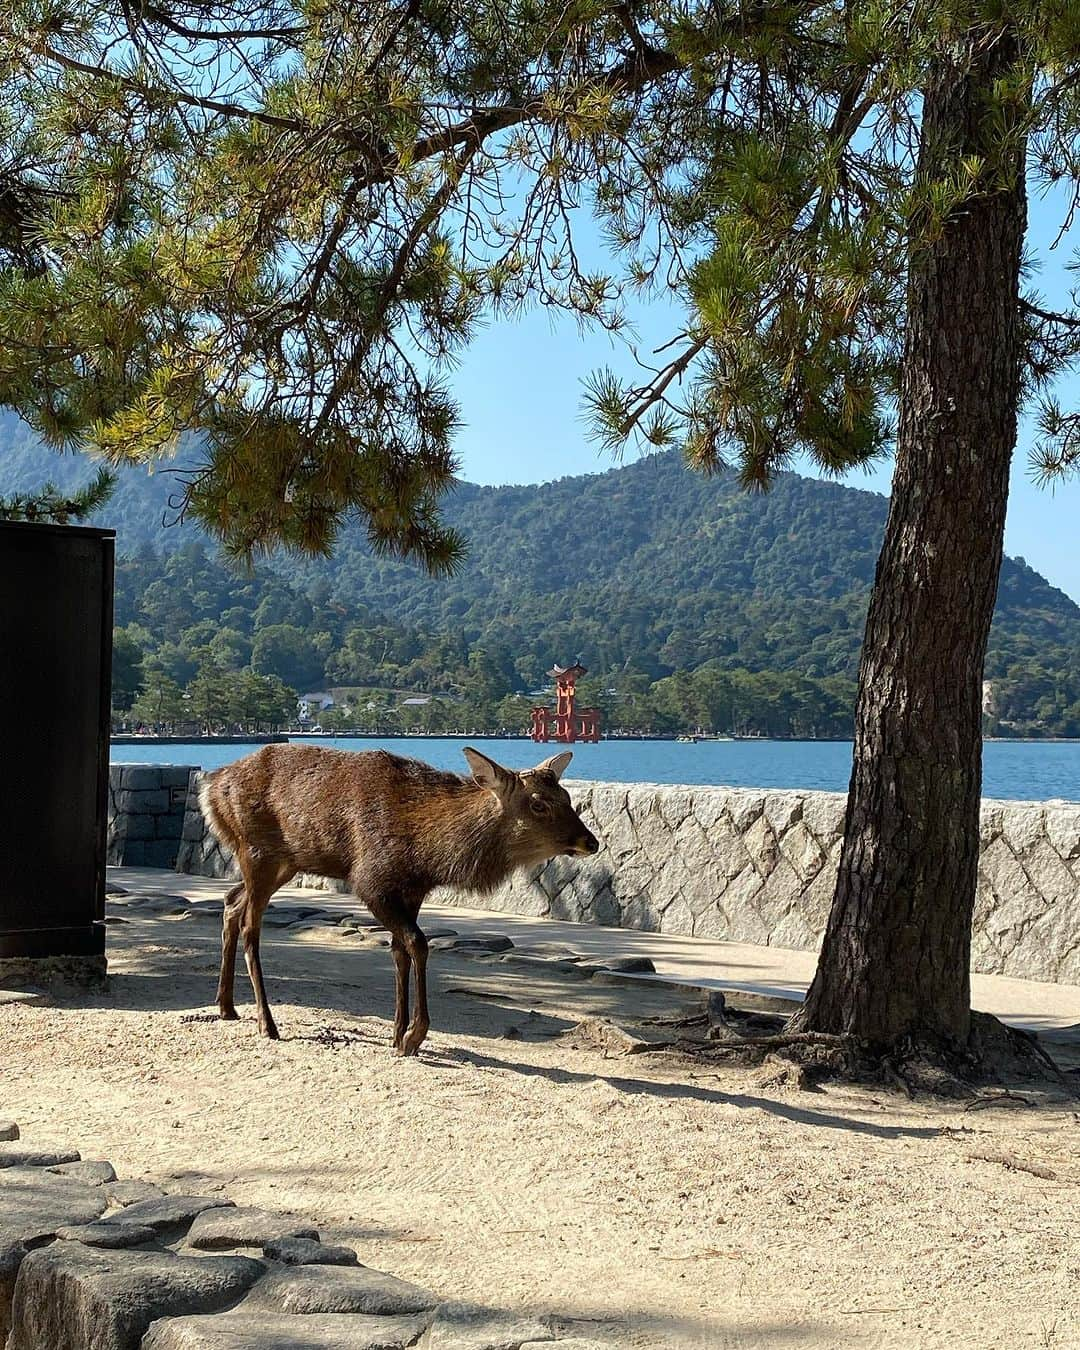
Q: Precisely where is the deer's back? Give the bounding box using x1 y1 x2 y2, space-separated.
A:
207 743 470 882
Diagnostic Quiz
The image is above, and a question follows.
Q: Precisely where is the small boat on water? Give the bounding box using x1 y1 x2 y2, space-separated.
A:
675 734 699 743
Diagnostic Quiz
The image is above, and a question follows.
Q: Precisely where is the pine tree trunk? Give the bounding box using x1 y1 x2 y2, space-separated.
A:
797 32 1027 1051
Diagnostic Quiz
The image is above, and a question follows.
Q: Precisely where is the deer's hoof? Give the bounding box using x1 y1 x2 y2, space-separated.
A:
261 1022 280 1041
218 1007 239 1021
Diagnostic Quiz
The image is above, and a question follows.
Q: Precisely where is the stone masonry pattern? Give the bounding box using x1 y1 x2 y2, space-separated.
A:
108 766 198 870
0 1117 605 1350
165 773 1080 985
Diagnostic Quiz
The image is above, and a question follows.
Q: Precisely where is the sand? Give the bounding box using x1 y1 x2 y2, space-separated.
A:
4 900 1078 1349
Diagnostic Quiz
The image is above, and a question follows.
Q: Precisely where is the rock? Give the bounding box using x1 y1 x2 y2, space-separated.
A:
0 1119 18 1141
6 1243 263 1350
516 943 583 961
48 1159 117 1185
429 935 514 954
0 1144 80 1168
242 1264 437 1317
107 1180 166 1208
103 1194 235 1237
263 906 325 927
1 1237 28 1340
425 1301 555 1350
579 956 656 975
55 1222 157 1249
0 1167 108 1242
497 955 588 978
142 1311 433 1349
262 1237 359 1267
521 1342 605 1349
187 1207 319 1251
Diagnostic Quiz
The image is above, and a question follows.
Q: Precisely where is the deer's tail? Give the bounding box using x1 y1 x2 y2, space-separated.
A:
198 770 233 850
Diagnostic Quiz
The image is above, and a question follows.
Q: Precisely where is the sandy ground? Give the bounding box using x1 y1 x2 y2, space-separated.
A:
4 892 1079 1350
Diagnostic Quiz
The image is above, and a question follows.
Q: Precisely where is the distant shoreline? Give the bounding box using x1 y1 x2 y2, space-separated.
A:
110 732 1080 746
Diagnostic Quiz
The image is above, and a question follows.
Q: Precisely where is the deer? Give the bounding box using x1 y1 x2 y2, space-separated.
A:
199 742 600 1054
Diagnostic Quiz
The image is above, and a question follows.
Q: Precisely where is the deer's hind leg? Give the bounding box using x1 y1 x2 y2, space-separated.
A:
239 857 295 1039
216 881 246 1019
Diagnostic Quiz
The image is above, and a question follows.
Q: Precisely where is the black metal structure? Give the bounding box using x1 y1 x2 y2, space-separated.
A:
0 521 114 959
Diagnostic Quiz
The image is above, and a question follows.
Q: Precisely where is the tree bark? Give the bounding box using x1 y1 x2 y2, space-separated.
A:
796 30 1028 1051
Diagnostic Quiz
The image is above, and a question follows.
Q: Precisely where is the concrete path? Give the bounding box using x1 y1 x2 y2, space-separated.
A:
110 867 1080 1041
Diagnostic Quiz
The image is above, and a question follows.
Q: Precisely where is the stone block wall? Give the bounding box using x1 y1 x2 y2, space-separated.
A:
107 765 197 869
156 771 1080 985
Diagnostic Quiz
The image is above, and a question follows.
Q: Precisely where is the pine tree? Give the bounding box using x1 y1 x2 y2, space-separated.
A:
4 3 1080 1072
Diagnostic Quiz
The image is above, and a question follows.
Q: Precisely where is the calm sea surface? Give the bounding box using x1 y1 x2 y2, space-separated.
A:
109 736 1080 802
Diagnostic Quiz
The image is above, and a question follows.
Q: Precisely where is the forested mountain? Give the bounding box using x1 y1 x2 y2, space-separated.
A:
3 411 1079 735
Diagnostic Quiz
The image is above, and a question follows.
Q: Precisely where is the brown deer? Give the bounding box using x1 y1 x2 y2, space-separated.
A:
199 743 599 1054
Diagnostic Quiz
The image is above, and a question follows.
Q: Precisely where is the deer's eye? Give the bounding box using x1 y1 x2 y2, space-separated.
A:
529 797 552 816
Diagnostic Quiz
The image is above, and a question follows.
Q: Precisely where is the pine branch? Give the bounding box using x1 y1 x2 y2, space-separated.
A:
0 467 117 525
1019 297 1080 329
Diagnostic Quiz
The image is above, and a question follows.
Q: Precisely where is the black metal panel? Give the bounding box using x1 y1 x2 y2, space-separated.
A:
0 520 114 958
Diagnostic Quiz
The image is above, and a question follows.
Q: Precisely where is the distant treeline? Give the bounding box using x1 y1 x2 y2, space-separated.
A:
6 423 1079 736
111 542 1080 738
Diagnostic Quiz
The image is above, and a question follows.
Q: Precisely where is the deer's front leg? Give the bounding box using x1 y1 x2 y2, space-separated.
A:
366 892 415 1054
399 920 429 1057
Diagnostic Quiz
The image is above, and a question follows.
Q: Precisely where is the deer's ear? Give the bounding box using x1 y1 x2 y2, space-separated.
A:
534 750 573 780
463 747 516 798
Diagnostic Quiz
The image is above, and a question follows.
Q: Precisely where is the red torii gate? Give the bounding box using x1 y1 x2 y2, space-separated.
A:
530 662 601 744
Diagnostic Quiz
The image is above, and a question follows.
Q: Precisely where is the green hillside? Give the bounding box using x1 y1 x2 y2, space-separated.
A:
3 410 1079 735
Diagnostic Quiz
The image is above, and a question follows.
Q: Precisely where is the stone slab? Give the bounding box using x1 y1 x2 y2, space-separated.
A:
0 1120 19 1141
241 1265 438 1317
426 1302 555 1350
6 1242 263 1350
1 1237 27 1340
142 1311 432 1349
430 935 514 953
0 1144 80 1168
49 1160 117 1185
103 1194 235 1237
262 1237 359 1267
107 1181 166 1208
187 1207 319 1251
55 1222 158 1249
522 1342 606 1350
0 1167 108 1243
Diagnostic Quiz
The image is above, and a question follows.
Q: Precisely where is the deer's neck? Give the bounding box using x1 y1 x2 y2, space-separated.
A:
423 786 514 894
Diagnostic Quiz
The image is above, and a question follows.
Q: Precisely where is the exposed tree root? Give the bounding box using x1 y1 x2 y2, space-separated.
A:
965 1149 1060 1181
583 996 1077 1101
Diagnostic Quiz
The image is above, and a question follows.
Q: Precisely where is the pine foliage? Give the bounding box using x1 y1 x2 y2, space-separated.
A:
0 464 115 523
2 3 1080 562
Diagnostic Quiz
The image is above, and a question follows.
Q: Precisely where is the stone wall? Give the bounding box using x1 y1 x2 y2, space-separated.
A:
159 772 1080 985
108 765 197 869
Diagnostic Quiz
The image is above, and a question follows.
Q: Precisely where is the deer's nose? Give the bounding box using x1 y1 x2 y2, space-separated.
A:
579 832 600 855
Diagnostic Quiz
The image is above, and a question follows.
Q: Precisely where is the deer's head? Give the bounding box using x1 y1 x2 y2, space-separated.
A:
463 746 600 865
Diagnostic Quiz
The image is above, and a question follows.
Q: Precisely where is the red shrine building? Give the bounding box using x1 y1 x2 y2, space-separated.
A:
530 662 601 744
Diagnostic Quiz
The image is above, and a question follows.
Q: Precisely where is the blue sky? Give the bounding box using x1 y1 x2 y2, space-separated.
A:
445 198 1080 604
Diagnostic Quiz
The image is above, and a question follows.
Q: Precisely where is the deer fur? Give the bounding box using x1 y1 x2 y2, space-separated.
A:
200 743 599 1054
